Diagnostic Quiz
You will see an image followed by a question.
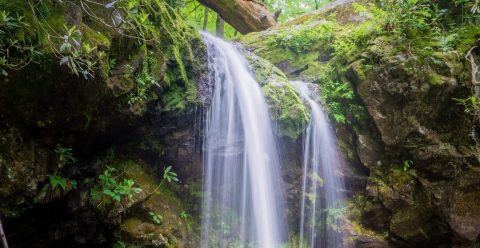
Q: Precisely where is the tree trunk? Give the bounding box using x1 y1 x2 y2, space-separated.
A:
215 15 225 38
0 217 9 248
202 7 210 30
197 0 277 34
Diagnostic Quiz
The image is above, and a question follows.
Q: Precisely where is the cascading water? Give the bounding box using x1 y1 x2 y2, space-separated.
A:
292 81 346 248
200 33 286 248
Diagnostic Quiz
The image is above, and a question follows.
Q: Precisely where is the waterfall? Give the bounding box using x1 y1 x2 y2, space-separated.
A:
200 33 286 248
292 81 346 248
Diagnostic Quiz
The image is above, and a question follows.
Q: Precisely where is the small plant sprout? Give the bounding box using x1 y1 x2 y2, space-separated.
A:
180 210 188 219
163 166 179 183
403 160 413 172
91 167 142 203
48 175 67 190
58 25 97 79
54 144 77 166
48 175 77 191
149 211 163 225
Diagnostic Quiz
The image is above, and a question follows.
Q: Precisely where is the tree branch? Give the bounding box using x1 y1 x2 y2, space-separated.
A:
197 0 277 34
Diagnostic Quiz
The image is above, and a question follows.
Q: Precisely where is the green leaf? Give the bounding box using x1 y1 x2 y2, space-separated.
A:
48 175 68 190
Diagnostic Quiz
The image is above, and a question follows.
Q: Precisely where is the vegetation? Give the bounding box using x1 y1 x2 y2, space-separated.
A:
1 0 480 247
1 0 204 115
149 211 163 224
0 10 41 76
242 0 480 126
90 166 143 203
47 145 77 191
263 0 334 22
180 3 237 38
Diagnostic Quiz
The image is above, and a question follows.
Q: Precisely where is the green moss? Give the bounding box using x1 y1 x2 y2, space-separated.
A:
386 169 416 191
245 52 310 139
262 83 310 139
239 3 385 126
349 220 387 242
4 0 204 115
428 73 447 85
117 161 196 247
272 20 337 53
161 84 187 113
82 24 111 49
390 203 430 240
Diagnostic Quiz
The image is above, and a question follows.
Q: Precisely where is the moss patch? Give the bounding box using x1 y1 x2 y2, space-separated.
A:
244 51 310 139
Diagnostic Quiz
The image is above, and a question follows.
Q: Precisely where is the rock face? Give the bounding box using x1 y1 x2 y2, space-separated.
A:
241 0 480 247
0 0 206 246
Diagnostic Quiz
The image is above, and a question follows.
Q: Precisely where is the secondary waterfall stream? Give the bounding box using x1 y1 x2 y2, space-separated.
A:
200 33 286 247
292 81 346 248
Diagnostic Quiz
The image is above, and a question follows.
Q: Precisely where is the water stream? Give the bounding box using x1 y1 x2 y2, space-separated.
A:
292 81 346 248
200 33 286 248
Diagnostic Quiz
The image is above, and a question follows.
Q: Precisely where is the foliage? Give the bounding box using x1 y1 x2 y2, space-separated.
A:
402 160 413 172
0 10 41 76
127 57 159 106
454 96 480 116
149 211 163 224
453 0 480 14
274 20 336 53
376 0 479 57
48 174 76 191
144 165 180 196
321 78 355 124
179 210 188 219
21 0 201 107
48 145 77 191
262 0 479 126
162 165 179 183
379 0 440 42
57 25 97 79
114 241 127 248
54 144 76 166
179 3 237 39
90 166 142 203
263 0 334 22
332 3 387 62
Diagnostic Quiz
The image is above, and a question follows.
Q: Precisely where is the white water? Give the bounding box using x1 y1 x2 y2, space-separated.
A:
201 33 286 248
292 81 346 248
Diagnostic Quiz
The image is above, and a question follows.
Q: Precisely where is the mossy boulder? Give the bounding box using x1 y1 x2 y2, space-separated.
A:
242 50 310 139
118 162 197 247
444 171 480 243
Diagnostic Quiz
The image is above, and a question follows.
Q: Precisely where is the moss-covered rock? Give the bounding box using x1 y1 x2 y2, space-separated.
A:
118 162 197 248
243 50 310 139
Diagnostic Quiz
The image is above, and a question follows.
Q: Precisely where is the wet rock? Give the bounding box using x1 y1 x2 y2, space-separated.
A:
353 235 392 248
356 135 383 170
